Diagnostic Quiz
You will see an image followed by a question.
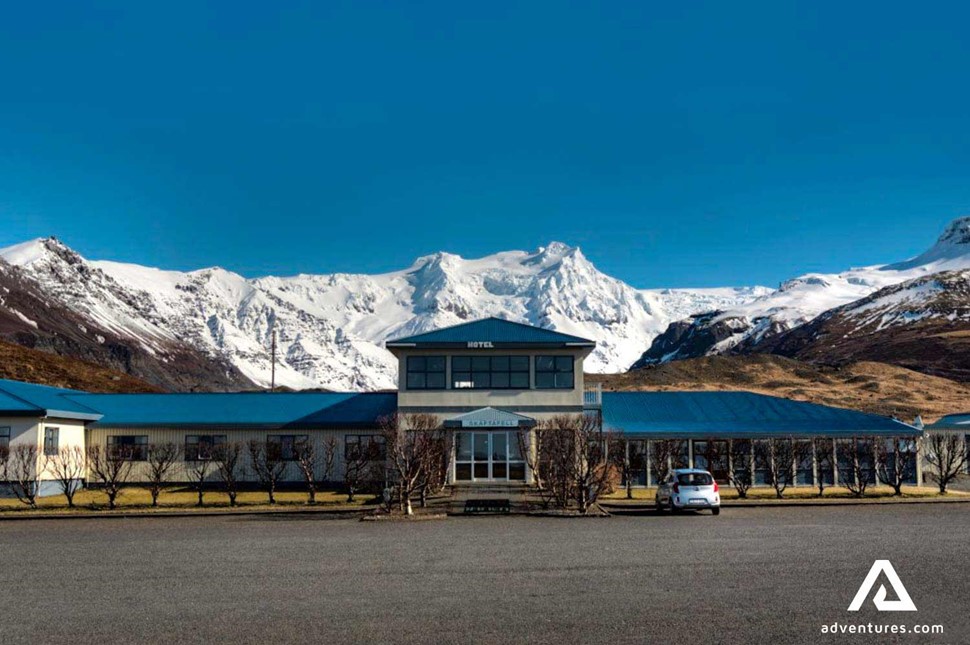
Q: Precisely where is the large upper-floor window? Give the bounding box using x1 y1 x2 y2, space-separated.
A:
406 356 446 390
0 426 9 452
267 434 309 461
452 356 529 389
185 434 227 461
43 427 60 456
108 435 149 461
535 355 574 389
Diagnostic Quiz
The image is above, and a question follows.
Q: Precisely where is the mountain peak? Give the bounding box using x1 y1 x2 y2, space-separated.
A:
0 236 76 267
538 241 576 257
935 216 970 247
885 216 970 271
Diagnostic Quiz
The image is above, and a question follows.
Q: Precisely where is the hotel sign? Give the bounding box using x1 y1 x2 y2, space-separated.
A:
466 341 494 348
464 418 519 428
443 407 537 429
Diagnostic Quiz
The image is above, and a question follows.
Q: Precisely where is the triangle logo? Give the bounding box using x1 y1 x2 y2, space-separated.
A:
847 560 917 612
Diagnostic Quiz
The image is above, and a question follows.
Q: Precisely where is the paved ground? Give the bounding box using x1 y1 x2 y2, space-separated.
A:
1 505 967 644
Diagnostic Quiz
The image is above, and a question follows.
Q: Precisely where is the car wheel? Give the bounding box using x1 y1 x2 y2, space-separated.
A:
712 507 720 516
668 498 679 514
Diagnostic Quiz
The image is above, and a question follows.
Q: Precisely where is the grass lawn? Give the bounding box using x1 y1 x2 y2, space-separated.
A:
0 486 377 515
601 485 968 502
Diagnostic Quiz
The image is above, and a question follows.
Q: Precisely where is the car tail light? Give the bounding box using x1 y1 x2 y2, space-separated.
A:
672 483 679 493
713 481 719 492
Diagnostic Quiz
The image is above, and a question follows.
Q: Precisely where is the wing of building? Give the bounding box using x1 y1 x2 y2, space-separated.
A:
0 317 923 495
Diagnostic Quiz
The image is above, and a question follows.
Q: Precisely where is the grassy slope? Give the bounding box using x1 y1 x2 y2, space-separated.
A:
590 355 970 423
0 339 161 393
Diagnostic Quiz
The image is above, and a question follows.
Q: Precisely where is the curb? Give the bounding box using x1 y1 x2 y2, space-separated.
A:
601 496 970 510
0 506 376 522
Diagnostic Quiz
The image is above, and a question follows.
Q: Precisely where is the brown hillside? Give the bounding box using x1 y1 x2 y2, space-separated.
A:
590 355 970 424
0 339 162 393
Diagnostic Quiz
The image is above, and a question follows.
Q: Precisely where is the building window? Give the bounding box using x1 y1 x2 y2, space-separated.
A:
692 439 729 483
185 435 227 461
624 440 648 487
345 435 386 461
43 427 59 456
535 356 574 389
795 440 814 485
108 435 149 461
452 356 529 389
672 439 690 469
267 435 309 461
753 439 770 485
406 356 446 390
0 426 9 452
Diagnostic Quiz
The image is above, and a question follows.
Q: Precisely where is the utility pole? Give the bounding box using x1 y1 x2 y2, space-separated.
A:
270 329 276 393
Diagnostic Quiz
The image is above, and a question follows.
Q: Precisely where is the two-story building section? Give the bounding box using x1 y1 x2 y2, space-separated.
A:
386 317 597 484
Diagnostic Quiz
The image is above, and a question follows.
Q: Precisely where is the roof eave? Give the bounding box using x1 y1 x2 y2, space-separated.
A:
386 341 594 349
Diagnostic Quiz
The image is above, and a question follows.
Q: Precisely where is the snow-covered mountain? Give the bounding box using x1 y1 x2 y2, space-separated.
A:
633 217 970 367
0 239 766 391
765 268 970 381
0 243 252 391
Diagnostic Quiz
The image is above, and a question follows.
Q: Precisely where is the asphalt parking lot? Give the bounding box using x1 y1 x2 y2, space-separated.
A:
0 505 967 645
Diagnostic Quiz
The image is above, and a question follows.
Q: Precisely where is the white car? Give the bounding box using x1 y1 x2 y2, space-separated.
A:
655 468 721 515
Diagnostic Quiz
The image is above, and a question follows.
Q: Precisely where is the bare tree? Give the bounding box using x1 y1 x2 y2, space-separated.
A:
294 439 318 504
649 440 672 486
754 438 805 499
322 435 338 483
188 459 213 507
812 438 834 497
609 437 645 499
728 439 753 499
5 444 39 508
248 439 288 504
379 413 444 515
0 442 8 496
533 424 571 509
924 432 968 494
836 438 875 498
534 414 615 514
518 429 545 490
86 445 132 510
875 436 919 496
145 442 181 507
417 428 448 509
216 442 245 506
344 435 382 502
43 446 86 508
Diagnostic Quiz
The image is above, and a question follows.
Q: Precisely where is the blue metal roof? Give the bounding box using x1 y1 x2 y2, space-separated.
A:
386 317 595 348
601 391 918 438
67 391 396 429
926 413 970 432
0 379 103 421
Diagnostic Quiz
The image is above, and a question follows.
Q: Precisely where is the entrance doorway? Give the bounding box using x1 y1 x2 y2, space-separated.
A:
454 431 527 482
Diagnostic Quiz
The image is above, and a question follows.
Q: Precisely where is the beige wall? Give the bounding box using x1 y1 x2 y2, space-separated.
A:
0 416 41 448
0 416 86 483
39 419 86 482
85 427 380 483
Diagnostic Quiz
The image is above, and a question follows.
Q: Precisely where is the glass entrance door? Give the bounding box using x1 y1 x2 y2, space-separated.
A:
455 431 526 482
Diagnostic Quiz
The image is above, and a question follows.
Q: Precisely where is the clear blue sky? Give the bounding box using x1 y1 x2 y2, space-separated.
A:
0 2 967 288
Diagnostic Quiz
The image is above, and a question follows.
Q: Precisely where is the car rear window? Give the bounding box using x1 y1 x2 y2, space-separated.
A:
677 473 713 486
